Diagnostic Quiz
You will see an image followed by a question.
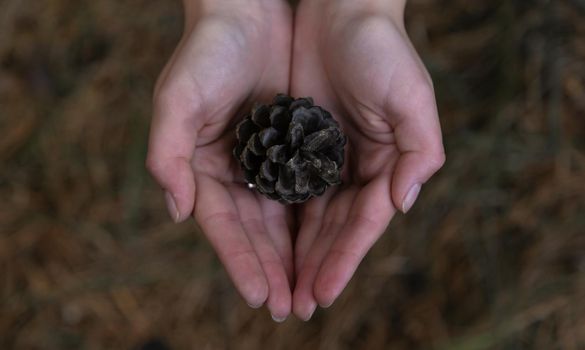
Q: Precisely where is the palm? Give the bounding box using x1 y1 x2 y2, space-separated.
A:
290 3 441 318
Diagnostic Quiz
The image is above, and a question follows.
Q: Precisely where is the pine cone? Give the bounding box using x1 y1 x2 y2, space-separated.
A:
233 94 346 204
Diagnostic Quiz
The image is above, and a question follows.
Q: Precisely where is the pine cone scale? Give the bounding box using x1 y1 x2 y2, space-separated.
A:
270 106 291 131
258 127 280 148
236 119 258 144
251 104 271 127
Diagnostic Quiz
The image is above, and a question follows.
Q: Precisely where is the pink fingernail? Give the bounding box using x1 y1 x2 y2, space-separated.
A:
271 314 287 323
247 302 263 309
402 183 421 213
303 306 316 321
165 191 180 222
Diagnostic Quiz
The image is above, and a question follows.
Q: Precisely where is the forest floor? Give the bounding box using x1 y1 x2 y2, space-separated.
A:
1 0 584 349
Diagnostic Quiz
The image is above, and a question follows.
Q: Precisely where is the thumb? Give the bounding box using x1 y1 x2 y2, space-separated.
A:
389 84 445 213
146 85 202 222
392 150 445 213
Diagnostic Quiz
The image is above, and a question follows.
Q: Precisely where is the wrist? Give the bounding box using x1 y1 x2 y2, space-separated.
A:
315 0 406 25
181 0 281 30
182 0 279 15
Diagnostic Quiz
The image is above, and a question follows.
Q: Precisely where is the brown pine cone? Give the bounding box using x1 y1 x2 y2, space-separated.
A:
233 94 346 204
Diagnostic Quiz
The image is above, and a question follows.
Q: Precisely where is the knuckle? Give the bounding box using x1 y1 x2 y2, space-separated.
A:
395 76 437 117
153 87 177 112
154 84 204 119
152 86 205 136
152 78 170 106
428 151 446 171
226 247 256 262
411 78 435 104
201 211 240 228
145 155 163 178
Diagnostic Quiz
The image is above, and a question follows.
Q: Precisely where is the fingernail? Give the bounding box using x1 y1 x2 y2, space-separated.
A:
402 183 421 213
247 302 263 309
303 306 316 321
165 191 180 222
319 300 334 308
271 314 287 323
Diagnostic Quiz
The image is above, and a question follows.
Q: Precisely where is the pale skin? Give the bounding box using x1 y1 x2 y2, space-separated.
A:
147 0 445 322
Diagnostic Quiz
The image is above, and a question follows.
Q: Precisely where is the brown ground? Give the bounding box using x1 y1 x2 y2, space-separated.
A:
1 0 585 349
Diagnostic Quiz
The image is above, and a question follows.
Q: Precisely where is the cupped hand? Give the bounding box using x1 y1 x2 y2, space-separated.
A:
146 0 295 321
290 0 445 320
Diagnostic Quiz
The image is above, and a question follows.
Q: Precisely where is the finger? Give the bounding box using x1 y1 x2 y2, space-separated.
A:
231 186 292 321
288 196 328 319
294 191 333 274
313 176 395 308
147 72 202 222
259 199 295 286
292 188 357 321
194 175 268 308
387 79 445 213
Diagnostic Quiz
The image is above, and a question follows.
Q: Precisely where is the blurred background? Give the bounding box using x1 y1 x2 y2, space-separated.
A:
1 0 584 349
